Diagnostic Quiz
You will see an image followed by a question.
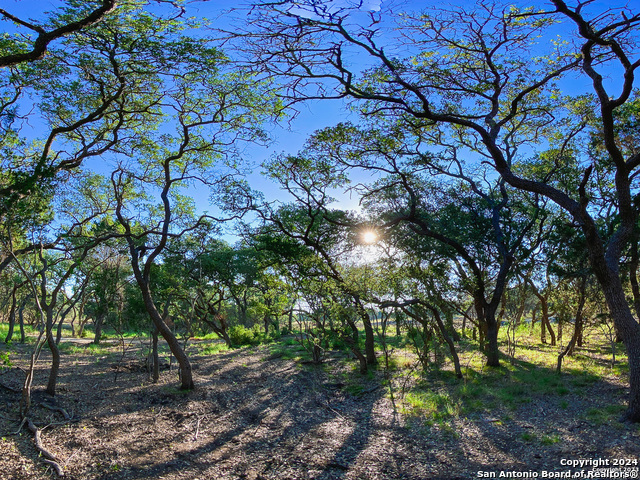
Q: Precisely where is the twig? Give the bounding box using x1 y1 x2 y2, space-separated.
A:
62 448 80 468
316 400 349 422
193 416 202 441
251 416 266 436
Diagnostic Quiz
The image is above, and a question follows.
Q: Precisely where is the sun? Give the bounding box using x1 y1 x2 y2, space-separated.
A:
362 230 377 244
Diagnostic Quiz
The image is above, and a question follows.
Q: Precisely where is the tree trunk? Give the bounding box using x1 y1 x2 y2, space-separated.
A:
614 323 624 343
18 296 28 343
445 309 461 342
515 288 527 329
55 314 64 345
344 335 368 374
629 239 640 319
93 312 105 345
476 297 500 367
4 288 16 343
557 278 587 372
600 279 640 422
577 322 584 347
45 310 60 397
263 314 270 335
557 316 563 345
540 296 556 345
151 327 160 383
475 296 486 346
485 310 500 367
358 300 377 366
531 305 537 331
75 299 87 338
531 287 555 346
430 307 462 378
139 279 193 390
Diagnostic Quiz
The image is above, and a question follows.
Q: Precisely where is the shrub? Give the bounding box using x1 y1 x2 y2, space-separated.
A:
229 325 263 347
228 324 283 347
0 350 11 372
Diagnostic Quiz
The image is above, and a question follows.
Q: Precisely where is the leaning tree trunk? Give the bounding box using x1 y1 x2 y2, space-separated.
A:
139 280 193 390
599 278 640 422
425 306 462 378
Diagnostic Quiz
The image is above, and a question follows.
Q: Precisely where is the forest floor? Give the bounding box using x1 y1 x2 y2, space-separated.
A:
0 334 639 480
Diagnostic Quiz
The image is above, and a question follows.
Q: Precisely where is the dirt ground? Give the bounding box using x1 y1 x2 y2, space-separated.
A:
0 339 638 480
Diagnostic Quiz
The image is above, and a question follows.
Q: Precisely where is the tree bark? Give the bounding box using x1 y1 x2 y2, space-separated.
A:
557 316 563 345
445 308 461 342
344 336 368 374
485 309 500 367
475 297 500 367
93 312 105 345
133 275 193 389
429 306 462 378
18 298 27 343
531 305 537 331
528 282 556 346
356 298 377 366
45 310 60 397
4 287 17 343
629 237 640 319
151 327 159 383
595 273 640 421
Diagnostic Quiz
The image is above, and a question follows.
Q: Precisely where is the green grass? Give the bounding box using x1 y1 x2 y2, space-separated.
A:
520 432 536 442
99 329 148 340
58 342 113 355
0 349 11 370
540 434 561 445
345 382 365 396
266 341 308 361
195 332 221 341
0 322 39 340
162 385 190 396
402 390 461 425
197 341 229 356
379 323 631 430
585 404 627 425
